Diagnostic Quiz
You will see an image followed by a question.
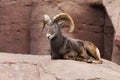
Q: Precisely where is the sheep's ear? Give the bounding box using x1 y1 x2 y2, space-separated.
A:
58 21 64 27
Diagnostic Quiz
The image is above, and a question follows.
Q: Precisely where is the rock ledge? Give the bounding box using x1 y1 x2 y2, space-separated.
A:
0 53 120 80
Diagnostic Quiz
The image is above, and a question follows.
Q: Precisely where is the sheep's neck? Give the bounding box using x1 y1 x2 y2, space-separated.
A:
50 32 64 52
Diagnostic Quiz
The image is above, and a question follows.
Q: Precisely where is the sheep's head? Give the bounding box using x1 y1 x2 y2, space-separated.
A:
42 13 75 40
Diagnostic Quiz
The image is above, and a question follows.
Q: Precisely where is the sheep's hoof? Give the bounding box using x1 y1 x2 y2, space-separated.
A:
64 55 76 60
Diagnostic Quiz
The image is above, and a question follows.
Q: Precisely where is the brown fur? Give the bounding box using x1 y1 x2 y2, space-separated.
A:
63 39 103 64
43 13 103 64
46 23 103 64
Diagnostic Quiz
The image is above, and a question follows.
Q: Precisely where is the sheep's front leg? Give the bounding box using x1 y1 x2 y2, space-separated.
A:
51 51 63 59
63 51 78 60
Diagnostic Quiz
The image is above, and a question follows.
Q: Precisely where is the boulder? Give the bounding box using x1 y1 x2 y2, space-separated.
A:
103 0 120 65
0 53 119 80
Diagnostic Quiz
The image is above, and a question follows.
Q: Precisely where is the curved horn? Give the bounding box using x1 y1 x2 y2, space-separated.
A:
41 14 51 31
53 13 75 32
44 14 51 23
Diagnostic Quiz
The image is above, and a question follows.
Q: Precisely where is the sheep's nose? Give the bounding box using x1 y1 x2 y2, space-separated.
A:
46 33 51 39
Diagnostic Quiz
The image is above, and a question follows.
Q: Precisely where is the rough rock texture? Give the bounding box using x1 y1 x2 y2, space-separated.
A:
103 0 120 65
30 0 114 61
0 53 119 80
104 13 114 60
0 0 33 54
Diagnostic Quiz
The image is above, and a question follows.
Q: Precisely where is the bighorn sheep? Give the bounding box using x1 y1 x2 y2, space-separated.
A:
42 13 103 64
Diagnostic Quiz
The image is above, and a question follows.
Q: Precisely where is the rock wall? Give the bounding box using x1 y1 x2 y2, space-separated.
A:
0 0 33 54
104 13 115 60
103 0 120 65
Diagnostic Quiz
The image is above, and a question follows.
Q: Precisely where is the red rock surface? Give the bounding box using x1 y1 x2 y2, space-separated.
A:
103 0 120 65
0 0 32 54
0 53 119 80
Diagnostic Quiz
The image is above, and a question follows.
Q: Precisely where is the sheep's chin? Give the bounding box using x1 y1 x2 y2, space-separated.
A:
46 33 55 40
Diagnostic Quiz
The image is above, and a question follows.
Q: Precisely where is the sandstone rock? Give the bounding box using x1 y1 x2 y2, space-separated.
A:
112 35 120 65
103 0 120 64
103 14 115 60
115 35 120 49
0 53 119 80
0 0 32 54
73 0 102 5
0 23 30 54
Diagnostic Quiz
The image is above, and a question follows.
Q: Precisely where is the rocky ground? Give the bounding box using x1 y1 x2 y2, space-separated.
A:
0 52 119 80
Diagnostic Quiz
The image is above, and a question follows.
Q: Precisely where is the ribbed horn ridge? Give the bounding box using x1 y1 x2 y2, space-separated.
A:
41 14 51 31
53 13 75 32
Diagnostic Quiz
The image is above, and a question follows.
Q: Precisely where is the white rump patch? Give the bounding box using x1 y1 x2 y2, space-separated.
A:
96 47 101 60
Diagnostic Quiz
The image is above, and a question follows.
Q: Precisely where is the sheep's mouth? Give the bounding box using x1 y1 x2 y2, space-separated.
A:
46 33 55 40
